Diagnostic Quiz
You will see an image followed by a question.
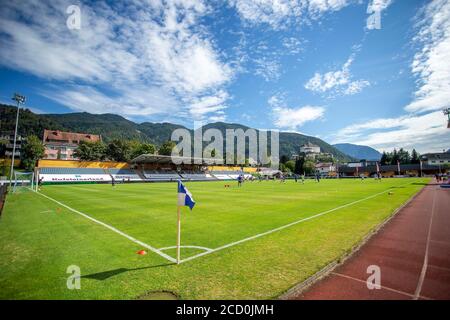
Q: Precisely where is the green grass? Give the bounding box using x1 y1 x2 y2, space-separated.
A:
0 178 428 299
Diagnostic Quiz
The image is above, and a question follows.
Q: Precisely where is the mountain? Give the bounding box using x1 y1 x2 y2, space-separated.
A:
45 112 186 145
333 143 381 160
0 104 353 161
202 122 353 161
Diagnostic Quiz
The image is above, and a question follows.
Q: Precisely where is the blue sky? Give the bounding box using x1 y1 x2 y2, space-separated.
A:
0 0 449 153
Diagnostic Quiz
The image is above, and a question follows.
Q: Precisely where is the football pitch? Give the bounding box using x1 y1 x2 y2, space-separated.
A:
0 178 429 299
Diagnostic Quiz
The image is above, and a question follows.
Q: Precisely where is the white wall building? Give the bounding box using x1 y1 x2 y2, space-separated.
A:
315 162 336 175
421 153 450 166
300 142 321 155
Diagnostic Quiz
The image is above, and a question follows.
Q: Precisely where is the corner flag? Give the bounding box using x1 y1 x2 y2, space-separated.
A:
178 180 195 210
176 180 195 264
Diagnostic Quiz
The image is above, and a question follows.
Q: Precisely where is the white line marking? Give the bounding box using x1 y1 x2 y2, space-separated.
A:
35 191 177 263
159 245 213 252
414 186 437 300
331 272 416 299
180 182 413 264
331 272 433 300
35 181 414 265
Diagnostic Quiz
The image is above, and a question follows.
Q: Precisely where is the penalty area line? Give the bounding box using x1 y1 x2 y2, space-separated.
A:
179 181 413 264
35 191 177 264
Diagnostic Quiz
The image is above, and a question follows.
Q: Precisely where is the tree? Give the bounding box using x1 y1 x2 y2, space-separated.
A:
130 142 156 160
285 160 295 172
280 155 289 164
316 154 334 163
398 148 411 164
106 139 132 162
303 160 316 174
294 157 304 174
380 151 389 165
411 149 420 164
391 149 399 164
21 135 45 171
158 141 176 156
74 141 106 161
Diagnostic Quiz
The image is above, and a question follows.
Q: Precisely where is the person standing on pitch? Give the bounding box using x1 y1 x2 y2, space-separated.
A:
112 177 115 187
38 177 43 191
237 174 243 187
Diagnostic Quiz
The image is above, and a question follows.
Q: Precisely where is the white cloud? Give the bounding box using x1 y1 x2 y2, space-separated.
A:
404 0 450 113
254 58 282 81
188 91 229 119
273 105 325 129
0 0 232 121
281 37 304 54
343 80 371 95
304 56 370 95
230 0 352 29
209 111 227 123
333 111 450 153
269 94 324 129
39 85 179 116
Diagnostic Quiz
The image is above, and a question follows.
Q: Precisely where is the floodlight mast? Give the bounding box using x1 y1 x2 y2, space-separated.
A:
9 93 26 188
444 108 450 129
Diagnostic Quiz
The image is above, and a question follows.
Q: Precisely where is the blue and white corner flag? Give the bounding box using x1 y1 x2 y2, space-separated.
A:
178 180 195 210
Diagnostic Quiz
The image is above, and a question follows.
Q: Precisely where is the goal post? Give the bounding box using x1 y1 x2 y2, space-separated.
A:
12 171 34 193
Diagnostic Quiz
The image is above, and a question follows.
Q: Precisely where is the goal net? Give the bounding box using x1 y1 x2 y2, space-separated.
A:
12 171 35 193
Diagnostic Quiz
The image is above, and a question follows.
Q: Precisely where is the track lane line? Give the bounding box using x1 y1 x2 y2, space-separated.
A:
413 185 437 300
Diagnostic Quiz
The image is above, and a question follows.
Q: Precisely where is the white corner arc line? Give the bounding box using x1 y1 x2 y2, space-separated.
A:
35 191 177 263
179 182 413 264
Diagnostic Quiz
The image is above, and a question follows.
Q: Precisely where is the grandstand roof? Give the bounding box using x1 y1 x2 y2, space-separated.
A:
130 154 219 165
421 152 450 161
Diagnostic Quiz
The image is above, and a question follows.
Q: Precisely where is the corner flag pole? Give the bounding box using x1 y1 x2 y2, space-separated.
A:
177 205 181 264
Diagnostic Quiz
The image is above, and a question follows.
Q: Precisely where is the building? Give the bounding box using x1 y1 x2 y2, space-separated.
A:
344 160 378 168
0 132 24 158
346 161 363 168
315 162 336 175
338 163 444 178
43 130 101 160
299 142 321 155
420 152 450 166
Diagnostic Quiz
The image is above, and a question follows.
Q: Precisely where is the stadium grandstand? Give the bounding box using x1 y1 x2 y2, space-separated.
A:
35 155 258 184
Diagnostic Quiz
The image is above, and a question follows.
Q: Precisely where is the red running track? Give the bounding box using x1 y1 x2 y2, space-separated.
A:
290 183 450 300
